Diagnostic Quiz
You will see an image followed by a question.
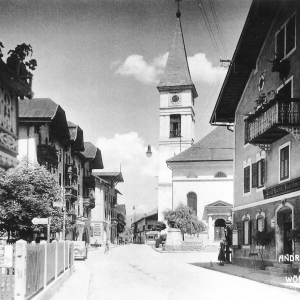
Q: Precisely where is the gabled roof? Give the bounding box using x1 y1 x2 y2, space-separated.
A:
205 200 233 207
92 171 124 183
68 121 85 152
210 0 281 125
81 142 104 169
19 98 70 145
167 126 234 163
157 15 197 98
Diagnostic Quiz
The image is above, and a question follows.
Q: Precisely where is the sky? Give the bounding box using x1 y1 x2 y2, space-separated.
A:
1 0 252 220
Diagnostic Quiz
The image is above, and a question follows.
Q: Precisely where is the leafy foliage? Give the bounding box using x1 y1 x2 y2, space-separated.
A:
117 213 126 234
253 230 274 246
152 221 166 232
163 203 206 239
287 227 300 242
0 160 69 240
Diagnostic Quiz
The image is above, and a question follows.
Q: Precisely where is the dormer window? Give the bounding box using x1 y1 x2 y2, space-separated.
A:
170 114 181 138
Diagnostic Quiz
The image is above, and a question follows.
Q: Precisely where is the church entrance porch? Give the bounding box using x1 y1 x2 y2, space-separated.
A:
276 205 293 257
214 219 225 241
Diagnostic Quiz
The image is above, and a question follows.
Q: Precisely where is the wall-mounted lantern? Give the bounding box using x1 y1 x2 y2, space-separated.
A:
146 145 152 158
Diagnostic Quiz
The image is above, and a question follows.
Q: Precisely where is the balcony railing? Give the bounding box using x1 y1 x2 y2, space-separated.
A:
83 196 95 209
37 145 58 166
65 185 77 201
170 130 181 138
245 98 300 144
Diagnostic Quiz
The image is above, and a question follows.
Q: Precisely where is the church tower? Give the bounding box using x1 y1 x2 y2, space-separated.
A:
157 7 198 220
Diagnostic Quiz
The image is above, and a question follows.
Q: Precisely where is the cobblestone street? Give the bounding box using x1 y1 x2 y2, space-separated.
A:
49 244 300 300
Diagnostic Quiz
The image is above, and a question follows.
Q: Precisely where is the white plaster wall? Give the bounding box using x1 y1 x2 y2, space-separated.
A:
172 179 233 221
18 125 37 162
92 181 105 222
158 184 172 221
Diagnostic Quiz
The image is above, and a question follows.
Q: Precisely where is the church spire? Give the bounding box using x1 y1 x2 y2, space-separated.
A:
157 3 197 98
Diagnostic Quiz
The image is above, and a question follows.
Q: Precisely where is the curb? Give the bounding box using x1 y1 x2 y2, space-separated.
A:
200 265 300 293
152 245 217 254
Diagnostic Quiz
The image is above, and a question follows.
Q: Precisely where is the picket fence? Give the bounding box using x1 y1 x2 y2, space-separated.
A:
0 240 74 300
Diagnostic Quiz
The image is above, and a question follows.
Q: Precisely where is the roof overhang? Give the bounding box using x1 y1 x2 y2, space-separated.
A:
210 0 281 125
92 171 124 184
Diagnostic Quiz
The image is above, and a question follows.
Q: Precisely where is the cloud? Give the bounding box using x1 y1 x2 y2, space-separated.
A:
96 132 158 177
114 52 226 85
114 53 168 84
188 53 227 84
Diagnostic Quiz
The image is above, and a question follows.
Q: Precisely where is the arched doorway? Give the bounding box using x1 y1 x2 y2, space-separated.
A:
277 206 293 256
214 218 225 241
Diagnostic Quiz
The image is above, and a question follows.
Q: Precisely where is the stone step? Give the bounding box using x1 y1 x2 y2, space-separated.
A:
272 262 293 268
265 266 291 273
255 270 288 277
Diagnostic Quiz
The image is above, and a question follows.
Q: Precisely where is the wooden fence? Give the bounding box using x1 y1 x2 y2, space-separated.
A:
0 244 15 300
14 240 74 300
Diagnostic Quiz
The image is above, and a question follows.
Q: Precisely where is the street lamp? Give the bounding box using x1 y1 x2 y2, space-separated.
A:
146 145 152 158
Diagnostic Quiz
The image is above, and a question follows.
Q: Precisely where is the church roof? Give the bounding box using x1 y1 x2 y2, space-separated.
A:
167 126 234 163
157 15 197 98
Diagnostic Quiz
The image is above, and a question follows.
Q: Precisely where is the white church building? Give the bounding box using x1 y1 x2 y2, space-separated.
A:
157 8 233 241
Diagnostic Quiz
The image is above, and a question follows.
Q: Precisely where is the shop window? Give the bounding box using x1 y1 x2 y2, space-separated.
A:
244 165 250 193
276 14 296 60
279 143 290 181
170 114 181 138
242 215 251 245
252 159 265 188
187 192 197 216
257 215 265 232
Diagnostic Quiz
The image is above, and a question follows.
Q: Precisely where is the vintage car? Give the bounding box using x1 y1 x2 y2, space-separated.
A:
73 241 88 260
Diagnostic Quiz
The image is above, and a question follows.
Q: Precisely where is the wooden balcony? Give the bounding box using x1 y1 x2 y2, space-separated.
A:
37 145 58 166
83 176 95 189
65 185 77 201
244 98 300 145
65 164 78 177
83 196 95 209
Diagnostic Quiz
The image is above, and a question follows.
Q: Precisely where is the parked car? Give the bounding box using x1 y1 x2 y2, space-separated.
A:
73 241 88 260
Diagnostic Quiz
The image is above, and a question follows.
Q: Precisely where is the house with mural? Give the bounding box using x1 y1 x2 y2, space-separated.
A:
210 0 300 268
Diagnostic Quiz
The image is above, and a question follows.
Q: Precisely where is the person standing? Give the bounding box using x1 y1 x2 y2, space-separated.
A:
218 240 225 265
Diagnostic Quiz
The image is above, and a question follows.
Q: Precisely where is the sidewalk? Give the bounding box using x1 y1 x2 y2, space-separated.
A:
192 261 300 293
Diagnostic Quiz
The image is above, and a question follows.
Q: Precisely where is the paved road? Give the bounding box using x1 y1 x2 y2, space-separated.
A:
50 244 300 300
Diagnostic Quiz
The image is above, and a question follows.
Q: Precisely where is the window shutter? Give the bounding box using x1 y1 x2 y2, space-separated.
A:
280 146 289 180
248 220 252 245
264 217 267 232
252 163 258 188
261 159 265 185
237 221 243 246
244 166 250 193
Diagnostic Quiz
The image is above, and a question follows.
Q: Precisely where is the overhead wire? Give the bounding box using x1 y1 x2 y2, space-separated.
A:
208 0 228 58
196 0 221 58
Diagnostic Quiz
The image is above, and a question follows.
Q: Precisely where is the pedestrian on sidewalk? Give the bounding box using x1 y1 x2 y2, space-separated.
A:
218 240 225 266
104 239 109 254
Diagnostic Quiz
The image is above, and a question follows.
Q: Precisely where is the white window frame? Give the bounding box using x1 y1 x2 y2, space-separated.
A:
242 213 251 245
279 141 291 183
243 158 251 196
277 76 293 96
275 12 297 61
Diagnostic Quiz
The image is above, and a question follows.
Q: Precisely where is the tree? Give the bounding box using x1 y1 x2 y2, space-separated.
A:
152 221 166 232
163 203 206 240
0 160 69 241
117 213 126 235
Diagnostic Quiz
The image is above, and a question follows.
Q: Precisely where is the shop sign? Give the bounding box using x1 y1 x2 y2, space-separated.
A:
94 224 101 236
232 229 238 246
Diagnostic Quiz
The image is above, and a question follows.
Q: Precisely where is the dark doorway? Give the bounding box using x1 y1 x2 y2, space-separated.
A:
214 219 225 241
277 206 293 256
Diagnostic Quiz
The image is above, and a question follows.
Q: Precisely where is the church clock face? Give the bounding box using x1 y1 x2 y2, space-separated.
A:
169 93 181 105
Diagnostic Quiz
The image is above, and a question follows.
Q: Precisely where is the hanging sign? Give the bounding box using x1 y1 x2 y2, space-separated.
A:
232 229 238 246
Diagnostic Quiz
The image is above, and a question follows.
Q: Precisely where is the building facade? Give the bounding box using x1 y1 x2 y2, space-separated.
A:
167 127 234 241
90 171 124 246
211 0 300 266
157 10 198 220
0 57 33 170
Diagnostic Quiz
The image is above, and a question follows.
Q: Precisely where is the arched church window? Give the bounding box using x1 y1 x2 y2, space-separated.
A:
170 114 181 138
214 171 227 178
187 192 197 216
